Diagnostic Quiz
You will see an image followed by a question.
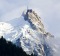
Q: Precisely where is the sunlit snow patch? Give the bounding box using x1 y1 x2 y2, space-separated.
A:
0 22 14 36
0 22 19 41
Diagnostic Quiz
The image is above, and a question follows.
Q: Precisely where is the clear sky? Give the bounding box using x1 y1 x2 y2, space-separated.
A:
0 0 60 37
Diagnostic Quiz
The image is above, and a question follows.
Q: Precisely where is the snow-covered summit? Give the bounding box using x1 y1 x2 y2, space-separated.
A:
0 9 54 56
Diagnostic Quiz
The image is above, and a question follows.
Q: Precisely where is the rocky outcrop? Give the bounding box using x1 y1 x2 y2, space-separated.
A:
23 9 54 38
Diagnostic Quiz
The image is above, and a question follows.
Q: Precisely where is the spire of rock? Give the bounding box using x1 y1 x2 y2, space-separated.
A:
23 9 54 38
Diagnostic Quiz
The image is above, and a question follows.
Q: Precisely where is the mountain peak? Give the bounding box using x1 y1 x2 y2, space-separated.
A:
0 9 54 56
23 9 54 38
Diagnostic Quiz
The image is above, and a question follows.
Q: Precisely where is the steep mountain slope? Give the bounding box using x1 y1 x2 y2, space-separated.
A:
16 9 54 56
23 9 54 38
0 9 54 56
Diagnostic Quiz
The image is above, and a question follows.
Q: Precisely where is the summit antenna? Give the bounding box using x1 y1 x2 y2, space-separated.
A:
27 0 29 10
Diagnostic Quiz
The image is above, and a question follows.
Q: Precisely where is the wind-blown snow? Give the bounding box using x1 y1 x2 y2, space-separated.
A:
0 22 20 42
0 22 14 37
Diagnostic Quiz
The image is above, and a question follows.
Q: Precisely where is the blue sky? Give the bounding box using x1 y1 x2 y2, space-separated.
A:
0 0 60 37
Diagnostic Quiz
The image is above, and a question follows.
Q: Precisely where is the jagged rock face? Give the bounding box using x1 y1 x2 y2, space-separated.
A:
23 9 54 38
23 9 45 34
18 9 54 56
